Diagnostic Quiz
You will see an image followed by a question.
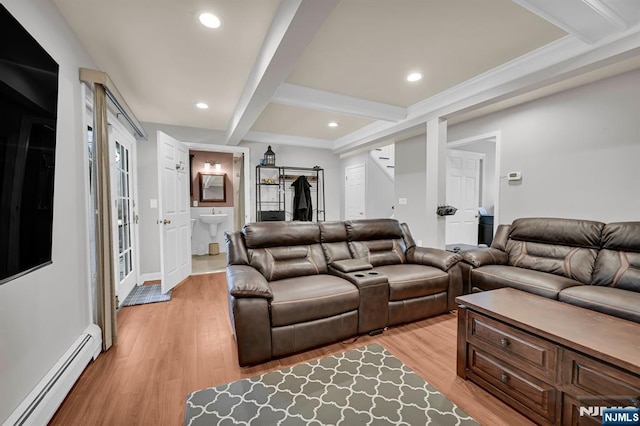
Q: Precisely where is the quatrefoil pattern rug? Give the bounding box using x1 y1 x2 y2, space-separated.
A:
185 343 478 425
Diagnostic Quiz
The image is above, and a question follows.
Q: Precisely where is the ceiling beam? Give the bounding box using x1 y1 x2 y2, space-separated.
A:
272 83 407 122
243 131 332 150
225 0 340 146
333 26 640 155
513 0 629 44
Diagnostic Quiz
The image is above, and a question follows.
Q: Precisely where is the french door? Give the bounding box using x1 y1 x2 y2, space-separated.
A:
110 126 138 303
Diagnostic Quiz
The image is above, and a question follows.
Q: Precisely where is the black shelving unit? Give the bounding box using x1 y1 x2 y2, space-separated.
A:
256 165 325 222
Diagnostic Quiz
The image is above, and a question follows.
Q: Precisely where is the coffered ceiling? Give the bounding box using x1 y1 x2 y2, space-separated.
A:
53 0 640 154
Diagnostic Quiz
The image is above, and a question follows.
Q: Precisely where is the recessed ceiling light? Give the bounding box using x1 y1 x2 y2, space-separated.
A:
406 72 422 82
196 102 209 109
198 12 221 29
328 121 339 127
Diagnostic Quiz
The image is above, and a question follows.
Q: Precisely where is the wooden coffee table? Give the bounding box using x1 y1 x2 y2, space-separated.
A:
456 288 640 426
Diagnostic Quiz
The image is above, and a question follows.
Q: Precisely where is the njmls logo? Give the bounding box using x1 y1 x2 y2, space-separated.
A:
579 406 625 417
579 406 640 425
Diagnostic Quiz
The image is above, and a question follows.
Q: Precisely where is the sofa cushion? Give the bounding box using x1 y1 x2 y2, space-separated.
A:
269 275 359 327
506 240 598 285
244 221 320 248
471 265 582 299
509 217 604 248
249 244 328 281
375 264 449 301
558 286 640 323
319 221 351 264
504 218 604 285
345 218 403 241
350 239 406 266
591 222 640 292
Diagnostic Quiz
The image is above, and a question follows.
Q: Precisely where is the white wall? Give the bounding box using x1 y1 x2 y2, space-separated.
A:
242 141 342 221
340 152 394 220
394 134 429 245
448 69 640 225
0 0 96 422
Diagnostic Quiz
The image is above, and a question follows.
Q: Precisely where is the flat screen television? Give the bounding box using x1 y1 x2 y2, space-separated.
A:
0 5 59 285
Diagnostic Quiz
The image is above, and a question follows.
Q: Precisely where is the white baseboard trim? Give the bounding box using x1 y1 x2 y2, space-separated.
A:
139 272 161 284
3 324 102 426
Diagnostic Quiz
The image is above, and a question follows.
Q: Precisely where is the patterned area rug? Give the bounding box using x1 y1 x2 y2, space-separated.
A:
185 343 478 425
121 284 171 307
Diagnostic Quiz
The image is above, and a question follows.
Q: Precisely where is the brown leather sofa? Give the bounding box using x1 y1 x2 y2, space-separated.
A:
225 218 462 366
459 217 640 323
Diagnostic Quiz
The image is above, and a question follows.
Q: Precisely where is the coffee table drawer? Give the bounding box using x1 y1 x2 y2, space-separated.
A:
467 311 558 380
468 345 557 422
561 351 640 407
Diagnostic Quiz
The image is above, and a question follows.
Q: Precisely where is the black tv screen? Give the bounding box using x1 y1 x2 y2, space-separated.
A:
0 5 59 285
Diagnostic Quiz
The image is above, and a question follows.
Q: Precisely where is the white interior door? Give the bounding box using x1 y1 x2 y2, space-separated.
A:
345 163 366 220
446 150 482 245
158 131 191 294
109 125 138 304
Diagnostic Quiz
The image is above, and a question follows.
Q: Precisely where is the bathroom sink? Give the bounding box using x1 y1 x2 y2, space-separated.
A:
200 213 227 224
199 214 228 238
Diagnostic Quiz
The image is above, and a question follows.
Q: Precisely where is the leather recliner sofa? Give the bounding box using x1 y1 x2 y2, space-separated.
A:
459 217 640 323
225 218 462 366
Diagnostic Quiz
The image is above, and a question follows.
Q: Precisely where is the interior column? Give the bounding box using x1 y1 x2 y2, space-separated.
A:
424 118 447 248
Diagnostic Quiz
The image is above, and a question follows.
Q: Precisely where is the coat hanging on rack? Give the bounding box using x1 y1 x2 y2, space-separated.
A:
291 175 312 221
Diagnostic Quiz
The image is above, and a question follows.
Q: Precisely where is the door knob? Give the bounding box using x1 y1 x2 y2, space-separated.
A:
163 219 171 225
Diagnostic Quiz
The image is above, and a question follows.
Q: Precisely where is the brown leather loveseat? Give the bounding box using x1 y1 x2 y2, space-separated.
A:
459 217 640 323
225 218 462 366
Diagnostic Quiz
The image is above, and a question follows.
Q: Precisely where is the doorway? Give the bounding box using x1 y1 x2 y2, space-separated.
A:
446 131 501 246
162 140 250 278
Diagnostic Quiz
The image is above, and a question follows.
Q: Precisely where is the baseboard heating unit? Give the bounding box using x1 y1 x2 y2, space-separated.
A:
3 324 102 426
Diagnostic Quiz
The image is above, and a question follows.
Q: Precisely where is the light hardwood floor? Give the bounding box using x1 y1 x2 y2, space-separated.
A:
50 273 533 426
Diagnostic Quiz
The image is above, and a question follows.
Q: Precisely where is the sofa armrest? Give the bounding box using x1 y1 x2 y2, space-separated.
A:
227 265 273 300
460 248 508 268
330 259 373 273
408 247 462 271
328 266 389 334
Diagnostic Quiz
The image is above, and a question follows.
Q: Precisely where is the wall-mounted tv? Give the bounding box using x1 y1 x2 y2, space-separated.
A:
0 5 59 285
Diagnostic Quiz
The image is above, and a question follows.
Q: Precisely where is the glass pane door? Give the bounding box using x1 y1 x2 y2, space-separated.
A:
115 141 133 282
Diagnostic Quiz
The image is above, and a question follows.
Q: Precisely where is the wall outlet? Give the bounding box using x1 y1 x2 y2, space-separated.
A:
398 198 408 205
193 200 198 207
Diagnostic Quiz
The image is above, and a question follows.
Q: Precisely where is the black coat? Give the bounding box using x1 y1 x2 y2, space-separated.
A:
291 176 312 221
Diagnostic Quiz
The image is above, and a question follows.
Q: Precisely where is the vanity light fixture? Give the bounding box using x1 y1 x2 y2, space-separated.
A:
406 72 422 82
196 102 209 109
198 12 221 29
204 161 221 171
328 121 339 128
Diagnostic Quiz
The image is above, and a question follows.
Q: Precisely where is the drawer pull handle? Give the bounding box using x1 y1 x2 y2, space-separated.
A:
500 338 509 348
501 373 509 383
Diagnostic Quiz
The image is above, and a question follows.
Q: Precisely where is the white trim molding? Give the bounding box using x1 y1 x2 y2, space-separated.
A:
3 325 102 426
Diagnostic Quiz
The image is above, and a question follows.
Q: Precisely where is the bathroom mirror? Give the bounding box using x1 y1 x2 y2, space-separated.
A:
199 173 226 202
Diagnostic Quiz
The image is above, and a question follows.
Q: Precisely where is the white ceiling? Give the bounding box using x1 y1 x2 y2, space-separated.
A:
53 0 640 154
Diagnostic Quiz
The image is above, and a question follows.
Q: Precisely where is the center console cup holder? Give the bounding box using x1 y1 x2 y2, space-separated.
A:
367 271 379 275
354 273 366 277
